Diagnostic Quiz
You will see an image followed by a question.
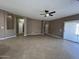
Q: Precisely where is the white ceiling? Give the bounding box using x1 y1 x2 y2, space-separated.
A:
0 0 79 20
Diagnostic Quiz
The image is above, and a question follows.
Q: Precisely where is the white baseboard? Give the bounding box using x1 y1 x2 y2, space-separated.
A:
27 33 42 35
0 35 16 40
46 33 62 39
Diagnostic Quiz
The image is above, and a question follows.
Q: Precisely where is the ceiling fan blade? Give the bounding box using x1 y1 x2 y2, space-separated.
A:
40 14 45 15
49 11 56 14
49 14 53 16
40 10 45 12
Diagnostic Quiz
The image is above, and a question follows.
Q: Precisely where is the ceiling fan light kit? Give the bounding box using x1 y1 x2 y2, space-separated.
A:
46 14 49 17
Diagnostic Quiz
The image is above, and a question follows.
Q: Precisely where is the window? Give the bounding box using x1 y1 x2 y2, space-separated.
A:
75 24 79 35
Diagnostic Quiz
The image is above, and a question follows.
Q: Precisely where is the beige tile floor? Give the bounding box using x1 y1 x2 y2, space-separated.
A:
0 35 79 59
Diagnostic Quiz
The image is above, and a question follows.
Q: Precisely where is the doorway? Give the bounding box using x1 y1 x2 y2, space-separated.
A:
45 23 49 34
16 17 24 36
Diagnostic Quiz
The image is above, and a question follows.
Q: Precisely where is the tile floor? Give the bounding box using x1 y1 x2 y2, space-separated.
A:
0 35 79 59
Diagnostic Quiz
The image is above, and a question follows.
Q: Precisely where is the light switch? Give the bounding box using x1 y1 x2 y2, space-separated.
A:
1 26 4 29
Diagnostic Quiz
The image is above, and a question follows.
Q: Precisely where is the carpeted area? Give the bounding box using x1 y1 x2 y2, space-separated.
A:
0 35 79 59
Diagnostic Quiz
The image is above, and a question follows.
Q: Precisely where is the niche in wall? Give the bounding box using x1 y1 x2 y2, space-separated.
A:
7 14 14 29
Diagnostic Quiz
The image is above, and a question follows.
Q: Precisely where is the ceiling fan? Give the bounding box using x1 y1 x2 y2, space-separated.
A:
40 10 56 17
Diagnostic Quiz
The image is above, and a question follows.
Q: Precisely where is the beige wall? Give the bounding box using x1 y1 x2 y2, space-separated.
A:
0 10 5 38
27 18 41 35
0 10 16 40
48 20 64 38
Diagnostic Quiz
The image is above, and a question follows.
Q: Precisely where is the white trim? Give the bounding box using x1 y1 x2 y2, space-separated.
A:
46 33 62 39
0 35 16 40
27 33 42 35
24 18 27 37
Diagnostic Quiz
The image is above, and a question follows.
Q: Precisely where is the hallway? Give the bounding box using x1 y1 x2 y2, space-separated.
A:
0 36 79 59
